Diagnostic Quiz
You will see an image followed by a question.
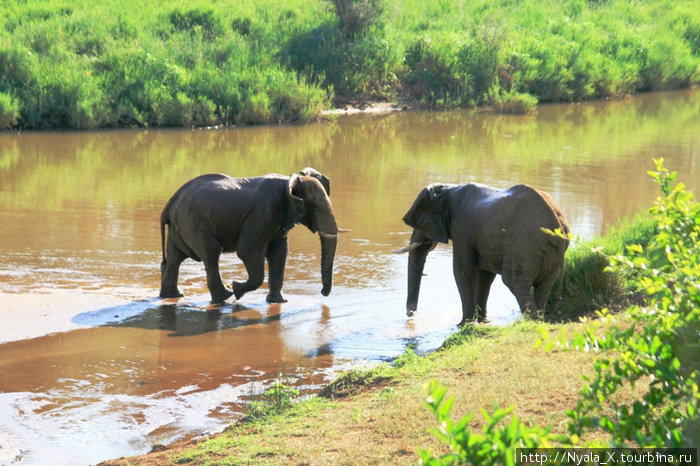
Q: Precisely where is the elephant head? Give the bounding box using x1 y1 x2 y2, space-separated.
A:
288 174 338 296
397 184 450 316
299 167 331 196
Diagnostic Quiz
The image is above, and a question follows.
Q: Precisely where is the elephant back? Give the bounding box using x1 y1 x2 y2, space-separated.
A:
506 184 569 248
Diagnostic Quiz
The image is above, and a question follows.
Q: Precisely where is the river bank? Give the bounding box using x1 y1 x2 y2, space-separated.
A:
98 319 629 465
1 0 699 130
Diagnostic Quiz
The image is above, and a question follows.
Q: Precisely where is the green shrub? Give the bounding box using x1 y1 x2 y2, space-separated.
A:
489 89 538 115
548 212 656 321
327 0 384 38
285 5 399 101
402 36 469 109
0 92 19 129
564 159 699 446
246 382 300 421
167 8 224 41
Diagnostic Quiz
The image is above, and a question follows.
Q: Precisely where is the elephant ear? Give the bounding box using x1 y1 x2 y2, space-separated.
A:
402 184 450 243
286 175 306 227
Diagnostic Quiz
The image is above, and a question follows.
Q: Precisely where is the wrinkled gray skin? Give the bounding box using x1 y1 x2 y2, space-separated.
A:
160 168 337 303
400 182 569 325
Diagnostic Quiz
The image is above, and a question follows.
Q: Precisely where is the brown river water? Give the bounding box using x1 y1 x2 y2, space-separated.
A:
0 90 699 464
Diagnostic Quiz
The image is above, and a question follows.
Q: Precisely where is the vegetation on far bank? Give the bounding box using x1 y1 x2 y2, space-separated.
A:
1 0 699 129
103 162 698 464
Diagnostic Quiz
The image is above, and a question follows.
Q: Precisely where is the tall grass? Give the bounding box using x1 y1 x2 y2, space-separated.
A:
1 0 698 129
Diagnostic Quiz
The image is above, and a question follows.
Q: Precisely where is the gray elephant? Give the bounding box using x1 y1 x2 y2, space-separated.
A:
395 182 569 325
159 168 338 303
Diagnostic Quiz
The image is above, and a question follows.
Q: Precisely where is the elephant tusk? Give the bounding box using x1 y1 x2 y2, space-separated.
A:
391 241 423 254
338 228 351 233
319 231 338 239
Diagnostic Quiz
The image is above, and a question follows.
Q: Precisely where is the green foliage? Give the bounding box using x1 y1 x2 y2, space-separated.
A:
402 35 470 109
0 92 19 129
563 159 699 446
285 0 399 100
549 212 657 321
440 323 492 350
327 0 384 38
167 8 224 41
418 380 554 465
1 0 699 128
246 381 301 421
0 0 331 129
318 366 393 398
423 161 699 459
489 89 538 115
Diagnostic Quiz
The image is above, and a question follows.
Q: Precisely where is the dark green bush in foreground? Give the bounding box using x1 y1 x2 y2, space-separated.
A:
420 160 699 463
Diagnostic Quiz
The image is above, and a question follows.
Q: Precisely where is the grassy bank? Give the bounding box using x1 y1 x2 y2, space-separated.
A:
103 321 611 465
1 0 699 129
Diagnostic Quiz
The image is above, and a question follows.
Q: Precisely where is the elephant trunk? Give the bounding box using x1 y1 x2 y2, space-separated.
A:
320 235 337 296
316 198 339 297
405 233 435 316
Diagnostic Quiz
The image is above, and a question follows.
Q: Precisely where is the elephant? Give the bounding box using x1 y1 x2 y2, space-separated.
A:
159 167 338 303
395 182 570 325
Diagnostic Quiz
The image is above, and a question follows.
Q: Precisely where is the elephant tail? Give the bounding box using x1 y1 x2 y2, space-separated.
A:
160 209 169 270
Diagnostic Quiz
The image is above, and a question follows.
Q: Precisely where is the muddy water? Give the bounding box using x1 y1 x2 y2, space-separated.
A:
1 90 699 464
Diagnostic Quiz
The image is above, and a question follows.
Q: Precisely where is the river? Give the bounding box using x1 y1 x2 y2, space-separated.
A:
0 90 698 464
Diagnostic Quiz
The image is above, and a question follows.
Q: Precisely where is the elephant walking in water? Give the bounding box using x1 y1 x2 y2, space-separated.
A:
396 182 569 325
159 168 338 303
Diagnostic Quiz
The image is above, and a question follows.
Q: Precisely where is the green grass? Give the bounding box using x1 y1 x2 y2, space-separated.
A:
1 0 699 129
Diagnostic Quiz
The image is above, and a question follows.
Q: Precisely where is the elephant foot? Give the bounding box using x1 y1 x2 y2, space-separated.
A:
159 287 184 298
210 288 234 303
458 315 476 327
232 281 248 300
266 291 288 303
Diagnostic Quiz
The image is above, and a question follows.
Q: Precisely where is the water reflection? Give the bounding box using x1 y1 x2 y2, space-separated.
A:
0 90 698 464
72 299 287 336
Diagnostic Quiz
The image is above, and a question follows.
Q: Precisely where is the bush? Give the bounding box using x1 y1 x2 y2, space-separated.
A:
489 89 538 115
246 382 300 421
0 92 19 129
167 8 224 41
548 212 657 321
564 159 699 446
402 36 469 109
285 0 399 101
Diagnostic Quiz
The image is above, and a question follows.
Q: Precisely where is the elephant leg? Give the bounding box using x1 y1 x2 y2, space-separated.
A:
453 252 478 326
233 247 266 300
266 238 288 303
160 239 186 298
502 262 537 317
475 270 496 323
534 269 560 315
201 246 234 303
511 284 537 317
